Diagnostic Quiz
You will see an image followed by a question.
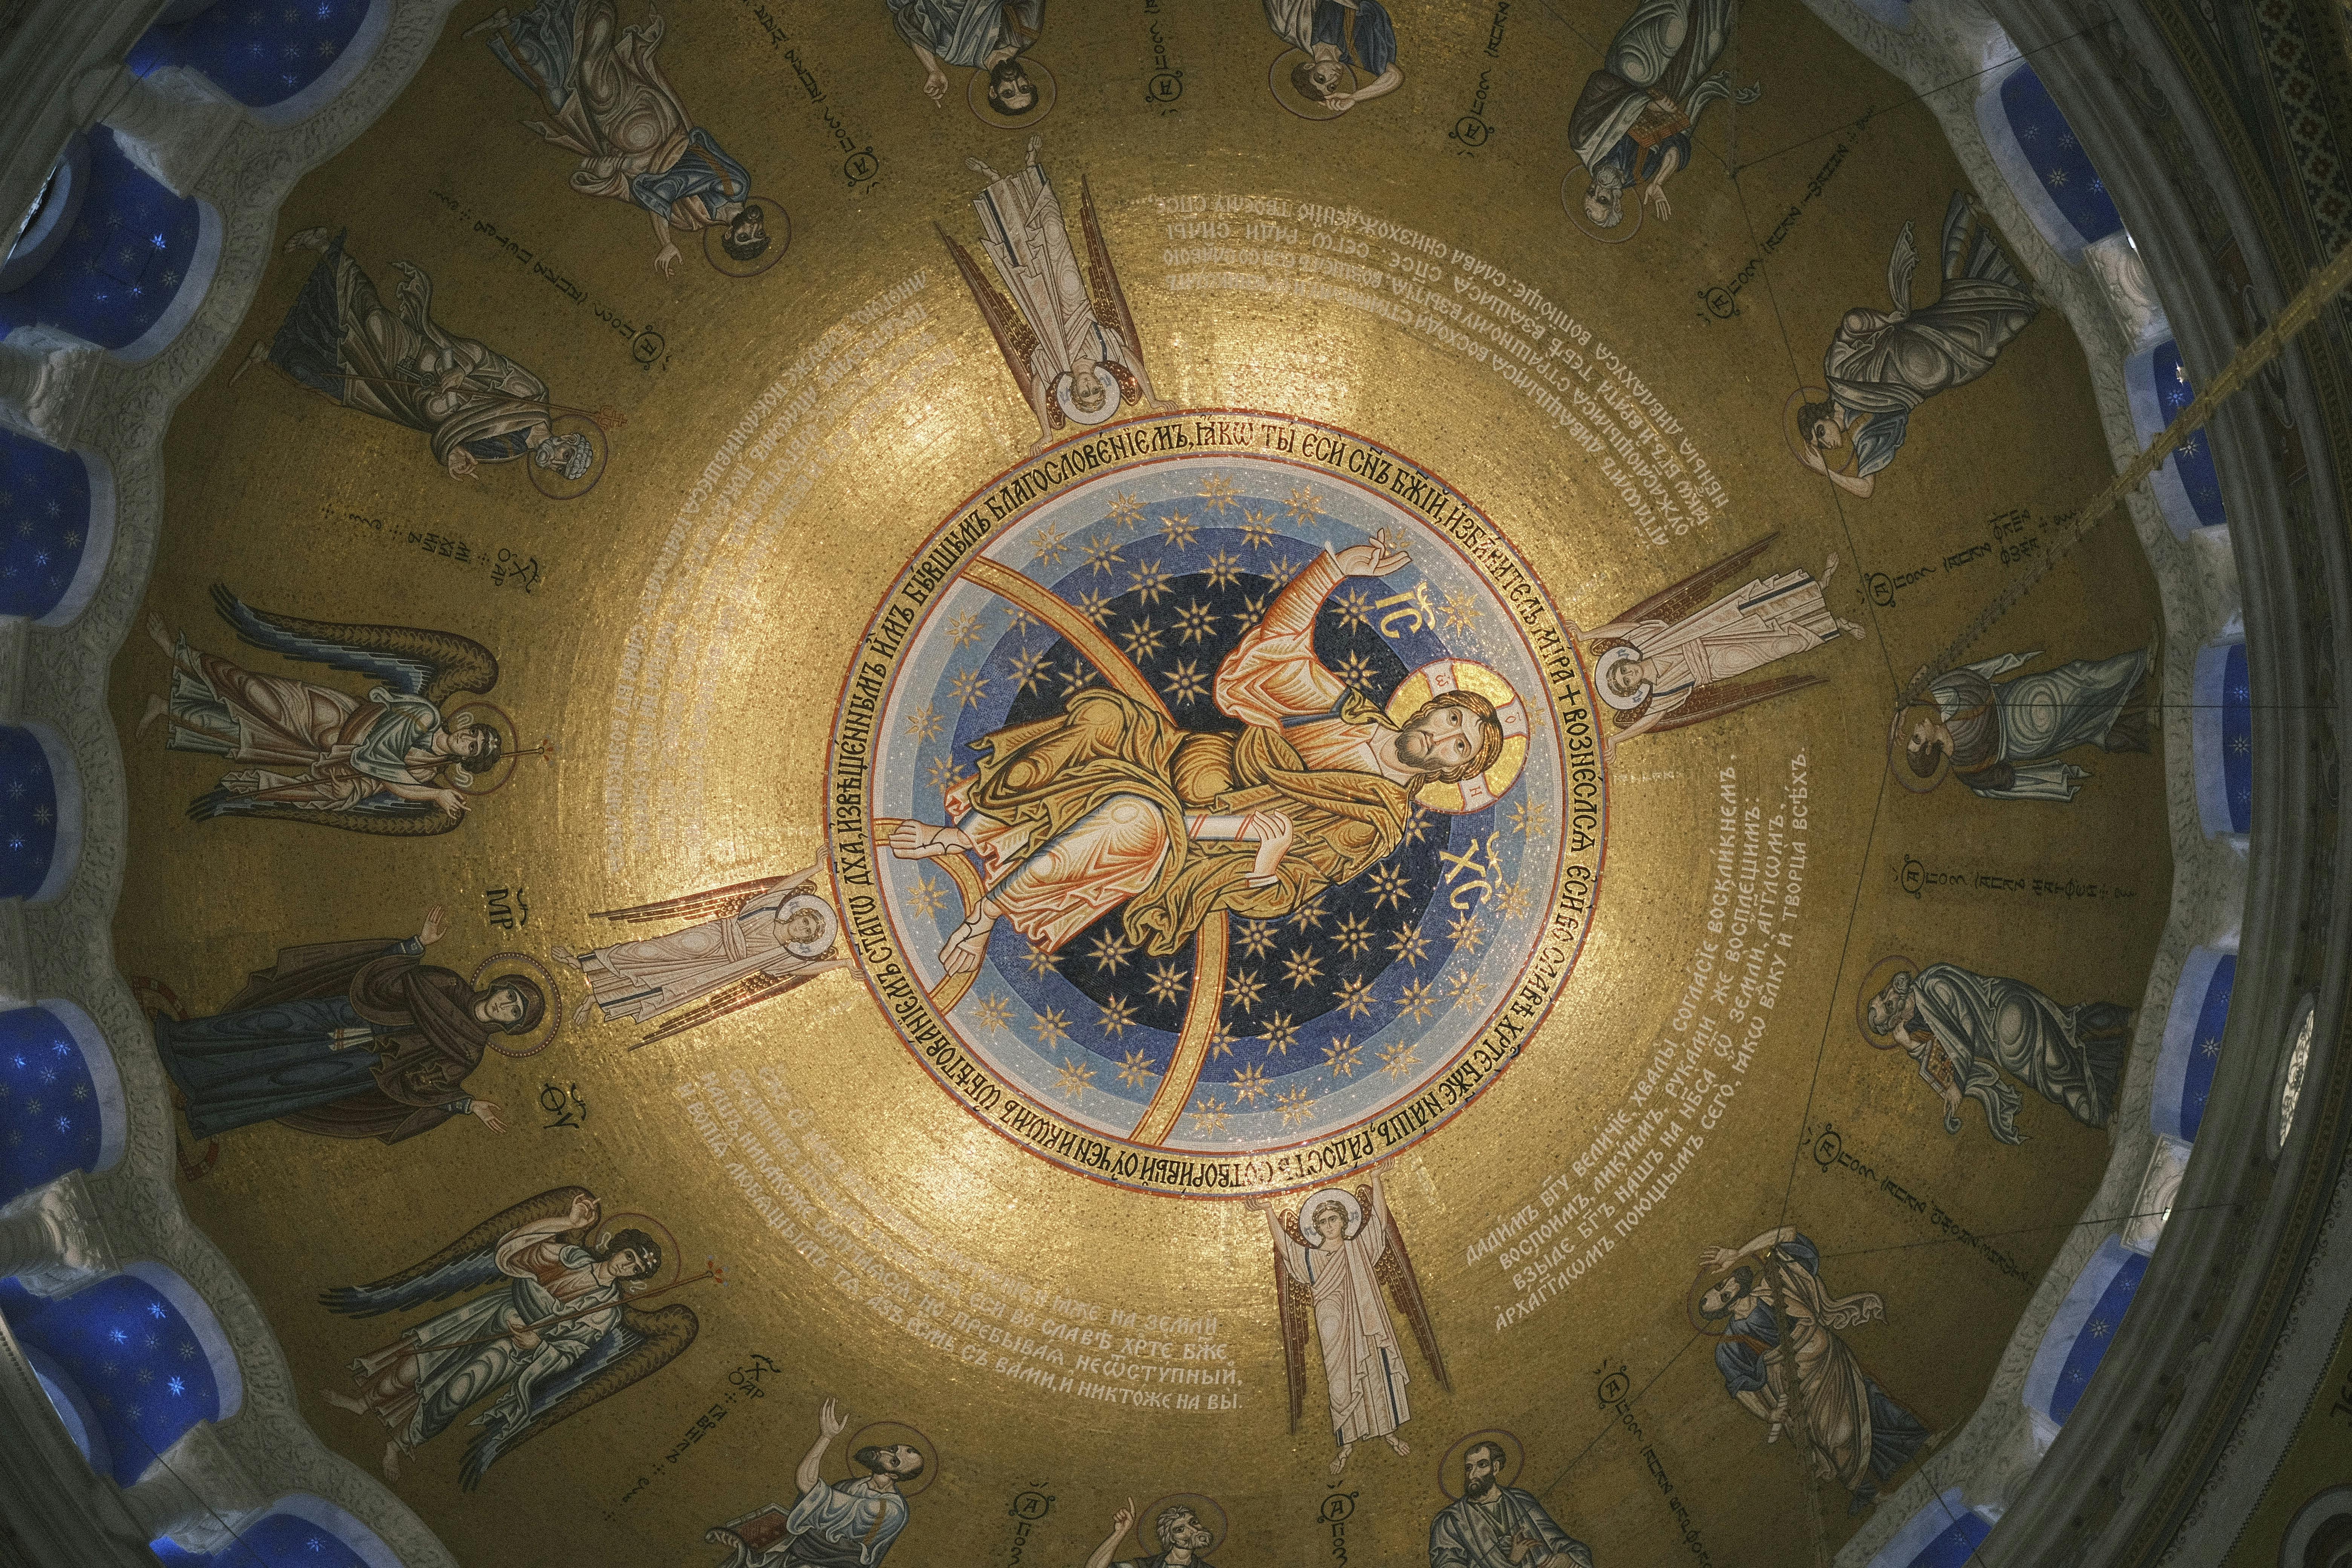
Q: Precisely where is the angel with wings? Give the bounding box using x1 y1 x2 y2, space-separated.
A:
937 137 1163 453
1258 1170 1449 1474
1580 532 1863 747
320 1187 698 1486
139 586 544 835
554 866 847 1046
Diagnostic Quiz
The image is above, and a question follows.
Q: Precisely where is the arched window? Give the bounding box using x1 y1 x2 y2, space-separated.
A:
128 0 391 126
0 1261 241 1485
1867 1487 1996 1568
0 432 116 624
2125 340 2227 535
0 129 222 364
0 1001 127 1206
151 1494 402 1568
1975 61 2124 261
0 723 80 903
2154 948 2233 1144
2191 639 2252 840
2023 1235 2147 1447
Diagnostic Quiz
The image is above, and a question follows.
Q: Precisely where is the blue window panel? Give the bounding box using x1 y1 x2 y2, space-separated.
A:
2049 1249 2147 1424
0 1274 223 1485
0 727 59 901
152 1512 374 1568
2192 641 2251 838
2024 1236 2148 1431
2154 949 2232 1143
1868 1488 1995 1568
1999 66 2123 250
129 0 371 109
0 1006 106 1205
1911 1513 1994 1568
0 130 205 355
2152 342 2226 528
0 433 98 620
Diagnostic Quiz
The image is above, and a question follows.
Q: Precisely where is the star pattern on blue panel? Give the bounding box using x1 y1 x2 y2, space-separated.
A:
0 1010 99 1206
126 0 369 107
3 1273 221 1485
0 131 202 353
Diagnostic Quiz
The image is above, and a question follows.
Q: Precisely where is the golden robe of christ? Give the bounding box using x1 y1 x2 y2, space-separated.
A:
890 544 1514 972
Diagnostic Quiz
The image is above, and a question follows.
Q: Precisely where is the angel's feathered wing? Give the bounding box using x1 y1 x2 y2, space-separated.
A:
318 1186 593 1318
1367 1193 1452 1392
1273 1213 1315 1434
459 1302 698 1489
590 868 813 925
1641 672 1827 735
211 583 498 704
188 789 456 836
1080 175 1148 400
938 222 1042 415
1605 532 1782 632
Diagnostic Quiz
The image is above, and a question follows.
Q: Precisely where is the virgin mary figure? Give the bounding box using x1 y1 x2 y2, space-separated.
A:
151 907 545 1144
471 0 759 275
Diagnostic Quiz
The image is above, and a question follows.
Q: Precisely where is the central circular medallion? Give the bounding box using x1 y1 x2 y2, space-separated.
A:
827 413 1605 1195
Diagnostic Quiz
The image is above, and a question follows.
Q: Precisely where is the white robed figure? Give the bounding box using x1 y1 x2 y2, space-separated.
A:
1903 646 2151 801
1586 534 1863 745
949 138 1161 451
1266 1174 1449 1473
557 867 845 1037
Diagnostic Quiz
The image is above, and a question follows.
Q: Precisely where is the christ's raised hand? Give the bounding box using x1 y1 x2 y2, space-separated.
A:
1335 528 1410 577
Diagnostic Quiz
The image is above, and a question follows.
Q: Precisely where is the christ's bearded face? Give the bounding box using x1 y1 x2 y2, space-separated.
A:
1398 704 1488 772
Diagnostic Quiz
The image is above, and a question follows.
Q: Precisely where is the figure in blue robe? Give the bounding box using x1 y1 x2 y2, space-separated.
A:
1867 963 2132 1141
889 0 1044 114
1906 646 2151 801
1568 0 1758 230
1264 0 1401 112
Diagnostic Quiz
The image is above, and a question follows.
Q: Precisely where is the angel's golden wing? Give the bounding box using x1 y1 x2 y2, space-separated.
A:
1608 532 1782 632
938 222 1043 415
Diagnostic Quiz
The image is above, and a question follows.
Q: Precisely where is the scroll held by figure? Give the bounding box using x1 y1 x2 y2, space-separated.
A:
467 0 768 275
1568 0 1759 234
237 228 603 486
887 531 1519 976
1792 191 2040 497
150 905 550 1146
1692 1227 1931 1514
940 139 1164 452
318 1187 705 1487
1582 532 1863 747
1861 957 2133 1142
1263 1170 1449 1474
140 586 550 835
557 866 846 1047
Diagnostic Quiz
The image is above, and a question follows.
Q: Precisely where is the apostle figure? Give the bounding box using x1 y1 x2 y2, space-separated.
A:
469 0 760 275
138 588 511 834
1796 192 2040 497
887 531 1516 972
1265 0 1402 113
150 906 543 1145
1695 1227 1929 1514
556 867 846 1041
1865 963 2133 1142
322 1189 690 1485
1569 0 1757 230
236 228 594 482
1082 1501 1220 1568
1427 1439 1594 1568
888 0 1043 113
1585 534 1862 745
1904 646 2152 801
941 139 1163 452
706 1397 924 1566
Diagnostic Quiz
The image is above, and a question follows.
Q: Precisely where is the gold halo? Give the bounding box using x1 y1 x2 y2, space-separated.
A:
1783 385 1857 476
469 951 562 1057
967 55 1055 129
1383 658 1532 813
1268 47 1355 121
1887 700 1952 793
590 1210 681 1290
527 412 608 501
1137 1494 1226 1555
1561 165 1645 245
702 198 789 278
844 1422 939 1497
1855 954 1919 1049
1438 1429 1525 1500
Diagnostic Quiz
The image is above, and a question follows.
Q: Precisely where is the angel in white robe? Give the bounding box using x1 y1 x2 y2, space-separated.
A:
1583 532 1863 746
1262 1173 1449 1474
938 138 1162 452
318 1187 698 1487
556 868 845 1044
